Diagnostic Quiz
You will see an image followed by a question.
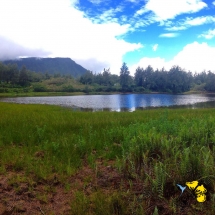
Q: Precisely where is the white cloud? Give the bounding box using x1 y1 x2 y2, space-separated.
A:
152 44 158 51
120 15 128 22
159 33 179 37
130 42 215 74
88 0 103 4
133 20 149 29
165 26 187 31
199 29 215 39
0 0 142 74
130 57 167 75
171 42 215 72
135 0 207 20
213 1 215 6
166 16 215 31
96 6 124 23
134 7 149 17
0 36 50 60
185 16 212 26
130 13 156 30
159 20 173 27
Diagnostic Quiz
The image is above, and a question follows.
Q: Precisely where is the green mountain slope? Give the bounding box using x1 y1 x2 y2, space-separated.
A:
3 57 87 78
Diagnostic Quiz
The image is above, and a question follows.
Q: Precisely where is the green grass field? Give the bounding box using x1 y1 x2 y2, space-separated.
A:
1 102 215 214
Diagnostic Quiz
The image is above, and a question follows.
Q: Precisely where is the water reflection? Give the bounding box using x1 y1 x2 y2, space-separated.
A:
1 93 215 112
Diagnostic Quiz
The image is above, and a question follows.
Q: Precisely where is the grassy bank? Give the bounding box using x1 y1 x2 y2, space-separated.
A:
0 91 87 98
1 102 215 214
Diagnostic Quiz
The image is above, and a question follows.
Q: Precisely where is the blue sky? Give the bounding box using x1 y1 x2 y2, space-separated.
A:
0 0 215 75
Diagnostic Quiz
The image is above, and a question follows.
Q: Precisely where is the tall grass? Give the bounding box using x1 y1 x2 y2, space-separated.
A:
1 102 215 214
0 102 157 177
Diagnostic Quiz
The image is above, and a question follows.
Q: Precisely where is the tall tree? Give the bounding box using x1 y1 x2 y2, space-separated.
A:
120 62 130 89
8 64 19 85
102 68 111 86
168 65 191 93
134 67 143 87
80 70 94 84
143 65 154 89
19 65 30 86
0 62 7 83
205 71 215 92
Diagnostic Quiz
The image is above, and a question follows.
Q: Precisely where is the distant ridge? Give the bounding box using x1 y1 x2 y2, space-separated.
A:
2 57 87 78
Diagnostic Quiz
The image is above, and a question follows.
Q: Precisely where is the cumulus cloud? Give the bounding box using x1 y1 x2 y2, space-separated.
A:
130 42 215 74
135 0 207 20
0 36 50 60
171 42 215 72
198 29 215 39
130 57 167 75
0 0 142 74
75 58 110 73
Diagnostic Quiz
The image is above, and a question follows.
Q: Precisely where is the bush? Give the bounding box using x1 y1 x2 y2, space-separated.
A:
83 86 92 93
134 86 145 92
33 84 47 92
0 88 8 93
62 85 74 92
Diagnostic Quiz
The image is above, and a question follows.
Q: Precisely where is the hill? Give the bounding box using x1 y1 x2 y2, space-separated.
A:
2 57 87 78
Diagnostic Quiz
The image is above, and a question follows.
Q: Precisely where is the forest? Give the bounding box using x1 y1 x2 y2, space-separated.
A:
0 61 215 94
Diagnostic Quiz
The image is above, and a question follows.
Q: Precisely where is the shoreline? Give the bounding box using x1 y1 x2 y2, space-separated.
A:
1 90 215 98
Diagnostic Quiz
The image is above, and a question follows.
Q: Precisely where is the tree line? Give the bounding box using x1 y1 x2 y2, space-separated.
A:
0 62 47 87
80 63 215 93
1 61 215 93
0 62 71 87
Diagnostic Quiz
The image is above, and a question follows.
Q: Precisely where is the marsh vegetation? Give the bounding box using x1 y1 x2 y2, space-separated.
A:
1 102 215 214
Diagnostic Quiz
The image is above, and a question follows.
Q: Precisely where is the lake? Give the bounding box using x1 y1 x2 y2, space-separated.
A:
1 93 215 111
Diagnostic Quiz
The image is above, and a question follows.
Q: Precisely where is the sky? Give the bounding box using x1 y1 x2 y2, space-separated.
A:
0 0 215 75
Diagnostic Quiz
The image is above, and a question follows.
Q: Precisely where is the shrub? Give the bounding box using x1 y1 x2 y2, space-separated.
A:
33 83 47 92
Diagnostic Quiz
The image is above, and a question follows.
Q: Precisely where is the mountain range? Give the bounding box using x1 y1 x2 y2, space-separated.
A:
2 57 87 78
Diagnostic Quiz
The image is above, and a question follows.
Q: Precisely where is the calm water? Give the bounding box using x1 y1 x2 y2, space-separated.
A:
1 93 215 111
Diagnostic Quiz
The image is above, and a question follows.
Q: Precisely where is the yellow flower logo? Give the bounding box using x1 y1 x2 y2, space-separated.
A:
186 181 207 203
186 181 198 191
177 180 207 202
196 193 206 203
